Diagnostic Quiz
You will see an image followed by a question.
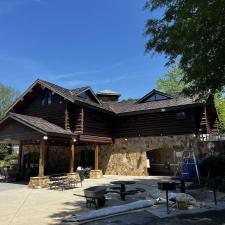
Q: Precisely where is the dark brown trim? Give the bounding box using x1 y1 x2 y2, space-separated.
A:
116 103 203 116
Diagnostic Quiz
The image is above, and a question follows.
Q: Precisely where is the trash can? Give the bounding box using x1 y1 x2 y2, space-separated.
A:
181 159 202 180
77 170 85 186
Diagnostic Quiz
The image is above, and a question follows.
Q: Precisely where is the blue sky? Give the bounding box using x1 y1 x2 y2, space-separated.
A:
0 0 169 100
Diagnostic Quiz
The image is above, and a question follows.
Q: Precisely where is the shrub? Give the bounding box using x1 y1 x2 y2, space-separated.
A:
0 147 8 159
4 153 18 162
199 156 225 177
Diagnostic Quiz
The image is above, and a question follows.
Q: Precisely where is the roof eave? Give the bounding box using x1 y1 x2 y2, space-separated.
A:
115 103 204 116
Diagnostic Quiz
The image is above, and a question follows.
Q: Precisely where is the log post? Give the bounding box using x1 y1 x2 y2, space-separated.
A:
69 140 75 173
18 141 23 171
94 144 99 170
38 139 46 177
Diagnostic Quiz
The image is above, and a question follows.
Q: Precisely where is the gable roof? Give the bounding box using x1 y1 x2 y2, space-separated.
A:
137 89 172 103
6 79 113 114
38 80 101 104
1 113 74 137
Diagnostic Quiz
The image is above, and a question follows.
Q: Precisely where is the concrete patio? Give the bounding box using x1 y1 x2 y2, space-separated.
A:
1 175 225 225
0 175 168 225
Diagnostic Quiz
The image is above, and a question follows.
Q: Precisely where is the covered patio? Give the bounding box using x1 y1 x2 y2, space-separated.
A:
0 113 111 188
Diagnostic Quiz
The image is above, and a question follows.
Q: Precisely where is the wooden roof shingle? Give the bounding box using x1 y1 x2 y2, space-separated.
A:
7 113 74 137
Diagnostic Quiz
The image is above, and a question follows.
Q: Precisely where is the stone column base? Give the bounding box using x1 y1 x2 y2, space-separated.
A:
28 176 50 189
89 170 103 179
67 172 80 182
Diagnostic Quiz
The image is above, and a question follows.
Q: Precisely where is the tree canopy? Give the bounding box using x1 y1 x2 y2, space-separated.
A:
0 84 20 119
145 0 225 98
156 65 185 94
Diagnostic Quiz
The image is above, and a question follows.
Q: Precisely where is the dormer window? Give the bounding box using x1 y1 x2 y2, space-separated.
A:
76 89 100 104
137 89 172 104
78 92 91 100
145 94 168 102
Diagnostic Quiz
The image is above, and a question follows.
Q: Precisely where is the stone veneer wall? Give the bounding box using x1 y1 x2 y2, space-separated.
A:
98 134 197 176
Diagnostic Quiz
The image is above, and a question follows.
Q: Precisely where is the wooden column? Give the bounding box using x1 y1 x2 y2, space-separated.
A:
38 139 46 177
69 140 75 173
18 141 23 171
94 144 99 170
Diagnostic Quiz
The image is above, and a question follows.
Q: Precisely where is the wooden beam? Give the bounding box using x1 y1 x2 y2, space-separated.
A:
81 108 84 134
69 140 75 173
94 144 99 170
38 139 46 177
79 134 113 144
18 141 23 171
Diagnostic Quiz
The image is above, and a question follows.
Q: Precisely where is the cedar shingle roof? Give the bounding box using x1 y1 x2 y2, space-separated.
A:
104 94 202 115
9 113 74 137
7 79 203 116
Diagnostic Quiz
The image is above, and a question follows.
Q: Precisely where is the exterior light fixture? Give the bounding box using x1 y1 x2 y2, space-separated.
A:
43 136 48 140
73 138 77 143
161 108 166 112
124 138 128 142
192 134 196 138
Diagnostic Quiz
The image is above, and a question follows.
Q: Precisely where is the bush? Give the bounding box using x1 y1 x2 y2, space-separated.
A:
0 147 8 159
199 156 225 177
4 153 18 162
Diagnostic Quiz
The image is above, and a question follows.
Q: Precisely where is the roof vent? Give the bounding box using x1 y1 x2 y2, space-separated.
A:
96 89 121 102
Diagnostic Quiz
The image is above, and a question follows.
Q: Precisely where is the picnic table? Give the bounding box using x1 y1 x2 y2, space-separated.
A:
110 181 136 201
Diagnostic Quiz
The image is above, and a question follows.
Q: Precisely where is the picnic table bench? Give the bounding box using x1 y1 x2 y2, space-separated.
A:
49 175 78 190
109 181 145 201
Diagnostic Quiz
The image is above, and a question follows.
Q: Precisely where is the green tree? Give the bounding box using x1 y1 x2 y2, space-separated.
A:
0 83 20 119
156 65 185 94
145 1 225 98
214 93 225 133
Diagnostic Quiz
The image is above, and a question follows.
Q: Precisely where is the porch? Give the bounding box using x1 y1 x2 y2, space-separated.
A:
0 113 112 188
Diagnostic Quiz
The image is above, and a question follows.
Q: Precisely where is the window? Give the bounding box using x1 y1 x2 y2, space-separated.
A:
78 92 91 100
146 94 168 102
41 90 52 106
175 112 186 120
47 92 52 105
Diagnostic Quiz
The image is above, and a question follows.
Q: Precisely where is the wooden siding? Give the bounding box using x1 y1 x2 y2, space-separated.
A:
79 134 112 144
114 109 195 138
0 119 41 140
14 89 66 129
83 108 112 137
67 103 83 134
